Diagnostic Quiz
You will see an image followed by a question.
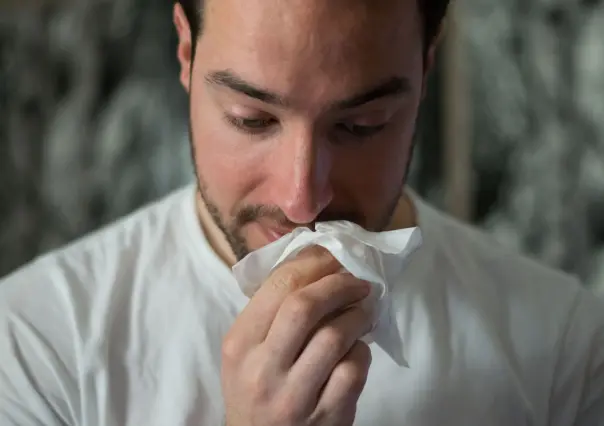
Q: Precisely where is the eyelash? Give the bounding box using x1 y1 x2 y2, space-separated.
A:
223 115 277 135
223 114 388 139
336 123 387 138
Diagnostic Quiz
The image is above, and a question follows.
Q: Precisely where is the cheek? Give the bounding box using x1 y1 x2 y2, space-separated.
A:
334 114 416 205
340 144 407 206
190 92 266 213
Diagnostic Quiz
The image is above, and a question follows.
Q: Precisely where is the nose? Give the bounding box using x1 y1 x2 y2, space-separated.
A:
270 130 334 225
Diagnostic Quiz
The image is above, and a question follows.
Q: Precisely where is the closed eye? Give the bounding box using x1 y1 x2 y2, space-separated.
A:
336 122 387 138
224 114 278 134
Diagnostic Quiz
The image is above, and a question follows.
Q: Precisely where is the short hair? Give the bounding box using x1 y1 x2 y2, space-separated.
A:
176 0 450 56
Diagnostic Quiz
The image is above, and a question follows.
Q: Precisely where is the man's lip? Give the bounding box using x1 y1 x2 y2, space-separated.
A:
262 225 294 243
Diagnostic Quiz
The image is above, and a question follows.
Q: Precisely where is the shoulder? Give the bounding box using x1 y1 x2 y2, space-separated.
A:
3 184 194 287
0 184 197 325
413 197 600 331
410 196 592 356
0 182 195 314
413 195 604 422
0 185 195 369
0 185 198 423
412 195 583 303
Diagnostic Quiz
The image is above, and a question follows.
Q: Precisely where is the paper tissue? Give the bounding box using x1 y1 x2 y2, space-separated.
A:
231 220 422 367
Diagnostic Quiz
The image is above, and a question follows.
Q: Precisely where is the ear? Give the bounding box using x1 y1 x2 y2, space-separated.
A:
421 21 446 100
174 3 193 93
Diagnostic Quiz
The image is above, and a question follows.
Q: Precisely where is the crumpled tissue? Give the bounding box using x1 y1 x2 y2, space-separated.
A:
231 220 422 367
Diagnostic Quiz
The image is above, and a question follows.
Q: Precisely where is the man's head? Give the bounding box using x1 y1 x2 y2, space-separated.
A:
174 0 449 263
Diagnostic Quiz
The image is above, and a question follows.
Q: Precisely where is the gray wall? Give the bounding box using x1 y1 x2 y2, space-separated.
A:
1 0 192 275
462 0 604 290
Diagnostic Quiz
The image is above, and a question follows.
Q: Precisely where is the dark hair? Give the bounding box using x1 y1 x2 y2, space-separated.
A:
177 0 450 56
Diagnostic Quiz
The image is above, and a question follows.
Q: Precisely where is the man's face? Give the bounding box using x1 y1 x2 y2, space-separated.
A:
176 0 429 261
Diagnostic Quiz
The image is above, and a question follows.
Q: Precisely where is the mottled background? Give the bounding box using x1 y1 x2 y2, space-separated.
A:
1 0 603 292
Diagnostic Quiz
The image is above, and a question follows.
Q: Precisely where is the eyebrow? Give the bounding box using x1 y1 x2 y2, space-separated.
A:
335 77 411 109
205 70 289 107
205 69 410 110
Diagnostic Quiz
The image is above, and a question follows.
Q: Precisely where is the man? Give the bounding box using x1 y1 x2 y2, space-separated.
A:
1 0 603 424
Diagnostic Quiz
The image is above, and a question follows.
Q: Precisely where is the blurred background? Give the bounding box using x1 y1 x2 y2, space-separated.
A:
1 0 603 291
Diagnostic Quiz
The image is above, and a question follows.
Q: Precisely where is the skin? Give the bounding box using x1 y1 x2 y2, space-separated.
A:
173 0 441 424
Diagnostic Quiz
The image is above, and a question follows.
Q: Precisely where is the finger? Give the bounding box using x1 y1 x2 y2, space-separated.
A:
312 341 372 424
228 245 342 351
285 305 373 399
263 273 371 366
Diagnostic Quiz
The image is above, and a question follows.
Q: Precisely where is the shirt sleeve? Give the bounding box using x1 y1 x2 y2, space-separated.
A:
548 284 604 426
0 260 79 426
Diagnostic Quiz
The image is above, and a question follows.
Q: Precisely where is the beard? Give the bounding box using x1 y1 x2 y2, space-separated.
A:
189 125 416 262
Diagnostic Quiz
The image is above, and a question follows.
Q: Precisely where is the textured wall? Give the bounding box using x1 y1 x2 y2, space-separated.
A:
462 0 604 290
0 0 193 275
1 0 603 292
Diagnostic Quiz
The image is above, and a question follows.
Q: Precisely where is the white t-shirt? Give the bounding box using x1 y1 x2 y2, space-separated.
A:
1 184 603 426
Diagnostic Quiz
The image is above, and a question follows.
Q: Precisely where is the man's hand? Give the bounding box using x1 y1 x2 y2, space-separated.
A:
221 246 373 426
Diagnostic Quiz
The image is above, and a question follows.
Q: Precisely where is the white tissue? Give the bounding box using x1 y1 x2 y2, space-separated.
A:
231 221 422 367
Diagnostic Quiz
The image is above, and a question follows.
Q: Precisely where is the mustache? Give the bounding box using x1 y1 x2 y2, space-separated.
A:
235 205 364 230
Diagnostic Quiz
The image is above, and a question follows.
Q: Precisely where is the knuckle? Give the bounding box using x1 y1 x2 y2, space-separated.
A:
271 393 305 424
333 361 369 394
221 334 244 364
298 244 329 259
355 340 373 367
348 305 372 327
296 245 340 270
325 254 342 270
316 248 341 268
270 267 305 292
283 293 316 322
318 325 348 353
243 362 272 402
333 342 372 393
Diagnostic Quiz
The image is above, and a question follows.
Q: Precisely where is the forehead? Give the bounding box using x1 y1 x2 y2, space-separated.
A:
198 0 424 105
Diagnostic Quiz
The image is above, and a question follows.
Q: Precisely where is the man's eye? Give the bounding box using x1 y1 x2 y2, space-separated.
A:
337 122 387 138
225 115 277 134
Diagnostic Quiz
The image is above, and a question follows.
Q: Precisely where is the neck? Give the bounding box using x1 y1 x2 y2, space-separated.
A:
386 191 418 231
